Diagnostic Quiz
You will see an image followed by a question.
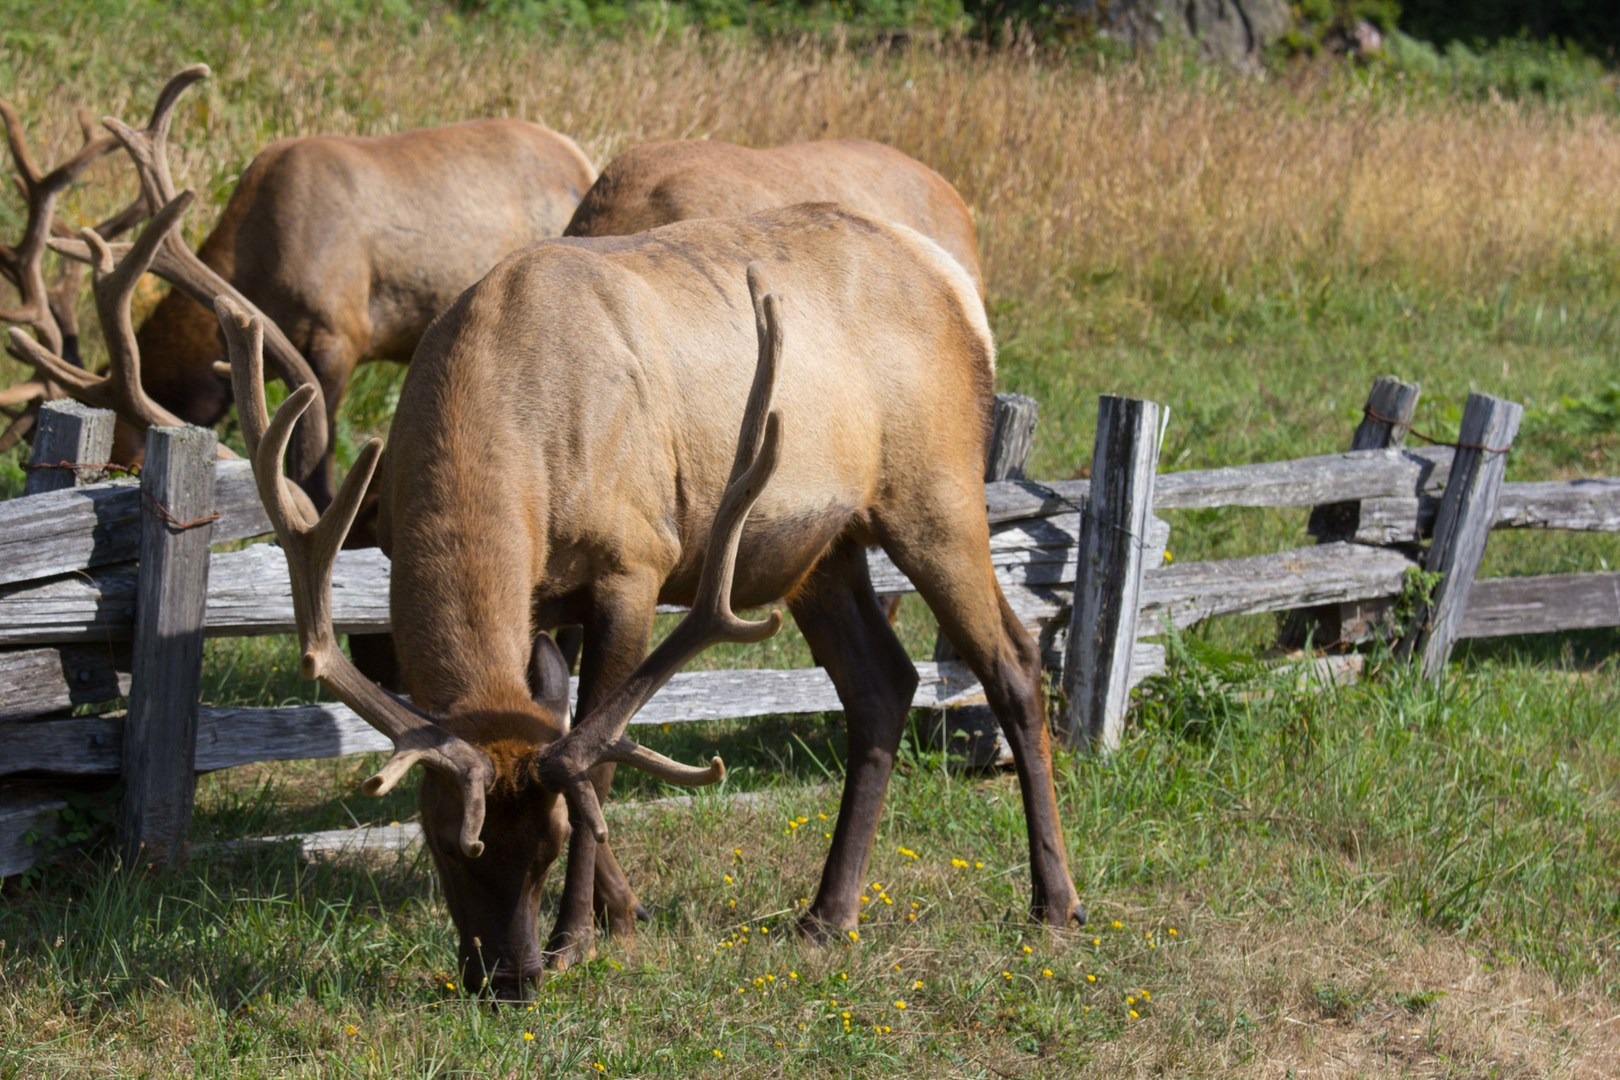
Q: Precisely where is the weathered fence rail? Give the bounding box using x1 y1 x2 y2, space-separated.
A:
3 377 1617 876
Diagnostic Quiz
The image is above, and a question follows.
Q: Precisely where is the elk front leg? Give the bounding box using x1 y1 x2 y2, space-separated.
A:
788 539 920 939
543 572 661 968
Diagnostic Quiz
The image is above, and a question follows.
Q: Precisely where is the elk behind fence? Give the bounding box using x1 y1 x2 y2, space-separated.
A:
2 380 1617 875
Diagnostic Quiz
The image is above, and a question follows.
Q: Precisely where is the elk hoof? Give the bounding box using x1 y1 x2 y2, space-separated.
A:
795 910 854 945
542 932 596 973
635 901 652 923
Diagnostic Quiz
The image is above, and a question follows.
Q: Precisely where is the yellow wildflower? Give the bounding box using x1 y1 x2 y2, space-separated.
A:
893 1001 907 1010
522 1032 534 1042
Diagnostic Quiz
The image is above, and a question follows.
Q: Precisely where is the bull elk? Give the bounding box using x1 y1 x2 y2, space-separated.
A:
564 137 982 294
123 115 595 489
227 202 1082 1000
5 65 596 501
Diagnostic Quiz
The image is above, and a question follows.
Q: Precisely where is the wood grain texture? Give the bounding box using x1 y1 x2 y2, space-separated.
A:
1411 393 1524 678
1457 572 1620 639
1061 396 1164 751
1355 478 1620 544
0 459 268 588
120 426 217 869
1285 377 1421 649
24 401 116 495
1140 542 1419 630
0 644 131 721
0 648 1170 776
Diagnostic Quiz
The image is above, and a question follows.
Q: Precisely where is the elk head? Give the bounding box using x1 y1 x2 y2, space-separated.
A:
217 262 784 1000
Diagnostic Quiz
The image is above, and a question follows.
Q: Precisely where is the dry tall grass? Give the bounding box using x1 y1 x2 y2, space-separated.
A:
5 26 1619 316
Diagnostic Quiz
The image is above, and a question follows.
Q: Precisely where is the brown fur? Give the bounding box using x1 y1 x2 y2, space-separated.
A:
116 118 596 465
565 138 982 295
376 203 1079 998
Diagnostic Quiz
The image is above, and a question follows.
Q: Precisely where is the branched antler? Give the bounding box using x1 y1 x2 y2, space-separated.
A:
9 192 235 460
49 65 331 499
218 295 494 857
0 97 132 359
531 262 787 844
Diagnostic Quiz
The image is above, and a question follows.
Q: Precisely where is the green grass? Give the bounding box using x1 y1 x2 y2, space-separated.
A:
2 8 1619 1074
4 639 1617 1073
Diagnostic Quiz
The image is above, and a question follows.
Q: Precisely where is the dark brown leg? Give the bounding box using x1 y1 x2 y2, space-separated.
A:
790 539 920 938
543 573 659 967
875 504 1084 929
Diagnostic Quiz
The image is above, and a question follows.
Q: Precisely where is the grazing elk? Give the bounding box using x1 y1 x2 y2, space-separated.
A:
564 138 982 294
117 114 596 491
226 202 1082 1000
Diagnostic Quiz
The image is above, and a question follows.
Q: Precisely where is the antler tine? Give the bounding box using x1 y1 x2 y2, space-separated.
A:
100 64 210 213
95 66 331 498
8 197 237 461
217 295 494 859
0 405 36 453
0 378 48 408
532 263 787 844
0 94 124 358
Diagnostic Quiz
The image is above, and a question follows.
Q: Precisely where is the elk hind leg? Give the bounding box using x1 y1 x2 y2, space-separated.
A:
877 515 1084 928
790 538 920 939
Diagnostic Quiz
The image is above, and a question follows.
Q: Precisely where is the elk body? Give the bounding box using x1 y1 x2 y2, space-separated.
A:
125 118 595 472
277 201 1077 997
564 138 982 293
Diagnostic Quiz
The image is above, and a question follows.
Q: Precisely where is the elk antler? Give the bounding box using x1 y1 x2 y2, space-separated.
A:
0 97 132 360
217 295 494 859
9 192 235 460
50 65 332 499
531 262 787 844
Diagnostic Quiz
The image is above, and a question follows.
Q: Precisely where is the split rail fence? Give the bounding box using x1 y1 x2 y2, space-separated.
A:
2 378 1617 876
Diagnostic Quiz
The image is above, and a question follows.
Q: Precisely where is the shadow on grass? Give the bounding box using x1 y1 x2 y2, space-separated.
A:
0 842 445 1014
1454 626 1620 670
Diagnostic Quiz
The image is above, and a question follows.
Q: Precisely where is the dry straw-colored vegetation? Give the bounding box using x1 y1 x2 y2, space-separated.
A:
7 27 1620 319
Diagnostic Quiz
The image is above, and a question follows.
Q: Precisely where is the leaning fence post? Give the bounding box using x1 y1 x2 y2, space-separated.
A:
119 424 218 869
1058 395 1165 751
1281 375 1421 648
1403 392 1522 679
24 400 116 495
933 392 1039 766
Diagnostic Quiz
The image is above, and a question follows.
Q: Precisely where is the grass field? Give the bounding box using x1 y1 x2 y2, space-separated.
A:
2 5 1618 1076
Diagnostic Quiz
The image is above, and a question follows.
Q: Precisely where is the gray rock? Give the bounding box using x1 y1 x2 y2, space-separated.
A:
1072 0 1294 68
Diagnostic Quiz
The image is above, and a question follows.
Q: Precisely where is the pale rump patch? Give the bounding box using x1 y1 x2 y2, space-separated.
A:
887 221 997 375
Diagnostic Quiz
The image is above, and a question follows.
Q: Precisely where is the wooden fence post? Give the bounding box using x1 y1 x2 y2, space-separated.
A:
119 425 217 869
24 400 115 495
1282 376 1421 648
1403 392 1522 679
1059 396 1165 751
931 393 1040 766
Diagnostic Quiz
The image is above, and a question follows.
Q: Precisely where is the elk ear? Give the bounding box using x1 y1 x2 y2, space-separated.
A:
527 632 572 724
